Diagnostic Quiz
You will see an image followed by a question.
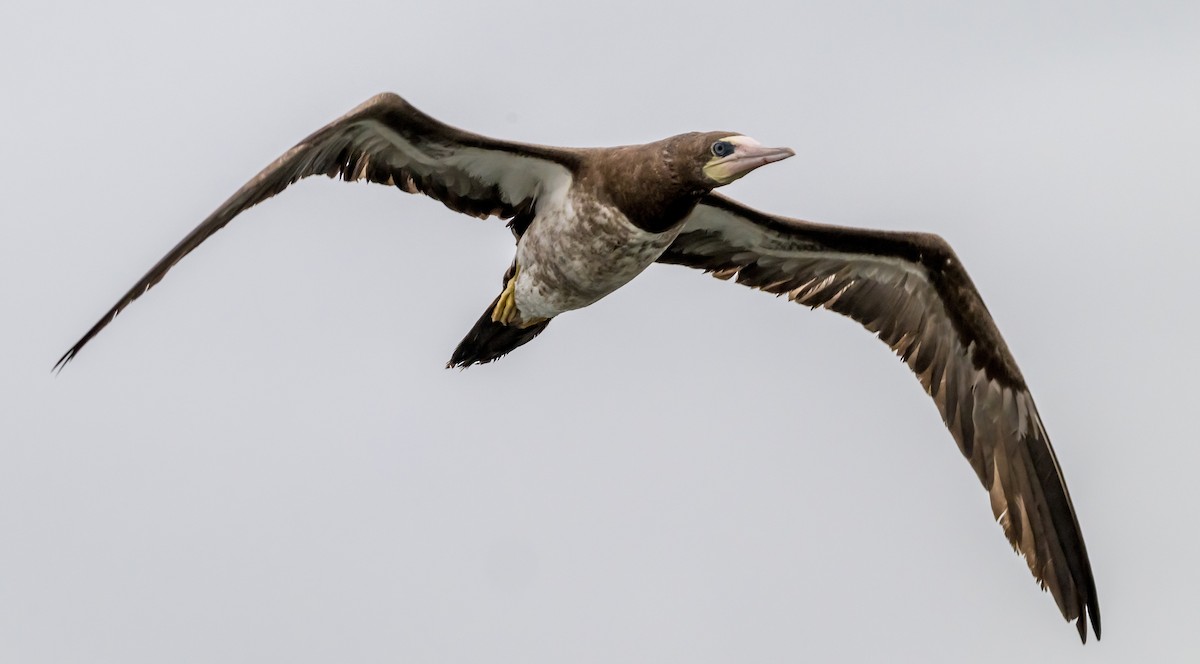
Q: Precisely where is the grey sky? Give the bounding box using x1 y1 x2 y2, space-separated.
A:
2 1 1198 661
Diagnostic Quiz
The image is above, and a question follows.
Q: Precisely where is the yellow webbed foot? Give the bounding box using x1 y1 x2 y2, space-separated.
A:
491 267 521 325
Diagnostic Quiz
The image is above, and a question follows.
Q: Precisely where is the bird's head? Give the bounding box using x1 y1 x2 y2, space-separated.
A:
668 132 794 188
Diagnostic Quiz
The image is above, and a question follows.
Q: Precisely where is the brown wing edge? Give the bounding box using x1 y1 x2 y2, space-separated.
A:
53 93 579 371
661 194 1100 641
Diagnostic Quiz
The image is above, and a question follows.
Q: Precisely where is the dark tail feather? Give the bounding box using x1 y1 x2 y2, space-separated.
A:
446 297 551 368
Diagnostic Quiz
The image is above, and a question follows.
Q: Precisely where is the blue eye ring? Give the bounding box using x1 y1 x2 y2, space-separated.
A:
711 140 734 157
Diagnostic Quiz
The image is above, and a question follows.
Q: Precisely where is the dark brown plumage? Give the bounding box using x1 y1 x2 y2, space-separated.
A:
660 194 1100 641
54 93 1098 642
53 96 774 368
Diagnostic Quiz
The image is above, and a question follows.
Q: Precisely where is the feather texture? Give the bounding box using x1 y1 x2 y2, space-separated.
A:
54 94 577 369
660 193 1100 642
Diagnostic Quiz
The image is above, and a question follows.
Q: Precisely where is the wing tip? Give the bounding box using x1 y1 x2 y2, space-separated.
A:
1076 604 1101 644
52 348 76 374
54 307 121 374
52 336 89 374
1084 591 1102 643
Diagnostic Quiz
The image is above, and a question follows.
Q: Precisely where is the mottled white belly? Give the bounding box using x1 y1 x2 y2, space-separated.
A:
514 192 680 321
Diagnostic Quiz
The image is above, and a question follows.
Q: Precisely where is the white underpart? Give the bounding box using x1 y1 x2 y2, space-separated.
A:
514 188 682 320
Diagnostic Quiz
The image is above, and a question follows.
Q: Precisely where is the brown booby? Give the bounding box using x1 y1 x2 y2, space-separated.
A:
55 93 1099 642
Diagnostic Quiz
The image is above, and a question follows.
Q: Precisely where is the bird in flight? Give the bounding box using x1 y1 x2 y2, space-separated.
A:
56 93 1099 642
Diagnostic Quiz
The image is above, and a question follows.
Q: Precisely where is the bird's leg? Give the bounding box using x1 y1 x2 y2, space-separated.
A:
491 265 522 325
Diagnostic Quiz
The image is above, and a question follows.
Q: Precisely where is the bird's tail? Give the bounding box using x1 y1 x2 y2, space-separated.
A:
446 297 551 368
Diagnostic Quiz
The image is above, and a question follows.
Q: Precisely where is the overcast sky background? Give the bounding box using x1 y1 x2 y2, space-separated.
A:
2 1 1198 661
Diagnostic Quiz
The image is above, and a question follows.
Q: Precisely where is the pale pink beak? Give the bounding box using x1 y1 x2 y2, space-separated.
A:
725 143 795 178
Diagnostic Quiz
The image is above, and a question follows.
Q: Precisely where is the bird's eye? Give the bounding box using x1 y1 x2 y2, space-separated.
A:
711 140 734 157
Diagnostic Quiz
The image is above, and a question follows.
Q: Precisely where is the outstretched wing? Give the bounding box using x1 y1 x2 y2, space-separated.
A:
659 193 1100 642
55 93 578 369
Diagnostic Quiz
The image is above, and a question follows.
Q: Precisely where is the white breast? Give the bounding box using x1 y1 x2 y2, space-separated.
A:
514 190 681 321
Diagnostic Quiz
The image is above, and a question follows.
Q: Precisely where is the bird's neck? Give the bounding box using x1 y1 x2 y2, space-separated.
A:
586 146 705 234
